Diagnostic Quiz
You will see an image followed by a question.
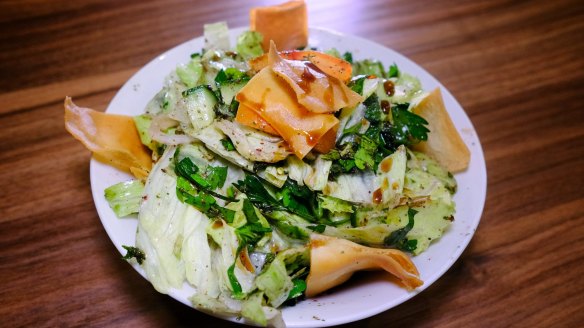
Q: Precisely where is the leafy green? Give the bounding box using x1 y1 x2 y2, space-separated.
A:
275 221 309 240
390 104 430 145
354 135 377 170
324 48 341 58
174 157 234 200
388 63 400 78
220 138 236 151
353 59 386 78
343 51 353 64
307 224 326 233
278 179 318 221
104 180 144 217
205 165 228 189
214 68 250 85
236 31 264 60
255 256 294 307
318 195 354 213
234 174 286 212
122 245 145 264
384 208 417 252
288 279 307 299
176 177 216 211
174 157 235 220
176 55 203 88
234 175 318 221
235 199 272 246
364 94 382 124
133 114 158 151
341 121 363 139
227 263 244 299
349 75 366 94
241 292 267 326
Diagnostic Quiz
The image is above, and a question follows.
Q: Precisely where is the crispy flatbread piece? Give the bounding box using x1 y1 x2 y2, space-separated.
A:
64 97 151 179
306 234 422 297
412 88 470 172
250 0 308 52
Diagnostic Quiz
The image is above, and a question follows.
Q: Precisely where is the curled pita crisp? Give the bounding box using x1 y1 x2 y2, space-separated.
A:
250 0 308 52
268 42 363 114
235 65 339 159
412 88 470 172
249 49 353 83
64 97 152 179
305 234 422 297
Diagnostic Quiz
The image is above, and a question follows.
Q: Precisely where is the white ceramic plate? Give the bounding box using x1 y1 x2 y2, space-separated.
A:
90 26 486 327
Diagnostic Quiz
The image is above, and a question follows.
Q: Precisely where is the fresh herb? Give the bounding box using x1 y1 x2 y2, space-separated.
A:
234 175 286 212
214 68 250 85
227 263 244 299
205 165 228 189
384 208 418 252
221 138 236 151
229 199 273 299
307 224 326 233
234 175 318 221
175 157 234 201
288 279 307 299
321 149 341 161
122 245 145 264
328 94 427 174
235 223 272 246
349 75 366 94
177 176 215 211
343 51 353 64
354 135 377 170
252 161 271 173
275 221 309 240
174 157 236 220
234 199 272 245
341 121 363 139
352 59 386 78
388 63 400 78
390 104 429 146
364 94 382 124
329 158 357 177
278 179 318 221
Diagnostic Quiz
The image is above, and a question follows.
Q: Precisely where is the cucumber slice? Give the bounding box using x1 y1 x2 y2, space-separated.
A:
219 80 247 105
182 86 218 131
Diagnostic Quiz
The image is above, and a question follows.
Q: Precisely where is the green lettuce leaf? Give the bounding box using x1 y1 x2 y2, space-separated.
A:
104 180 144 217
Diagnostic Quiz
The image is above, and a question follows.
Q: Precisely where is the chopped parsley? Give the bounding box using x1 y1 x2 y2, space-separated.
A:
384 208 418 252
122 245 145 264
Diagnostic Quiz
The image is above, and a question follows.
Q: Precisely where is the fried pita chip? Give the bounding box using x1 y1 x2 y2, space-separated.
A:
64 97 152 179
249 49 353 83
412 88 470 172
305 234 422 297
250 0 308 52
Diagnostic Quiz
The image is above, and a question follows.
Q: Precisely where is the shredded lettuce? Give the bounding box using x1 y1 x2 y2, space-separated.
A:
256 256 293 308
236 31 264 59
133 114 158 151
176 55 203 88
104 180 144 217
241 292 267 326
204 21 230 51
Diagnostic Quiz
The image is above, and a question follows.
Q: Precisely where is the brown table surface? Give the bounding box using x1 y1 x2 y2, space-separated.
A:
1 0 583 327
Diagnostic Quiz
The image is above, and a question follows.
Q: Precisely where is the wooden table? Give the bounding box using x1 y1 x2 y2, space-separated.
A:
1 0 582 327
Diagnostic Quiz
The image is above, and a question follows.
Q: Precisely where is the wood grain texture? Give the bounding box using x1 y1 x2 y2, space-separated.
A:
1 0 583 327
